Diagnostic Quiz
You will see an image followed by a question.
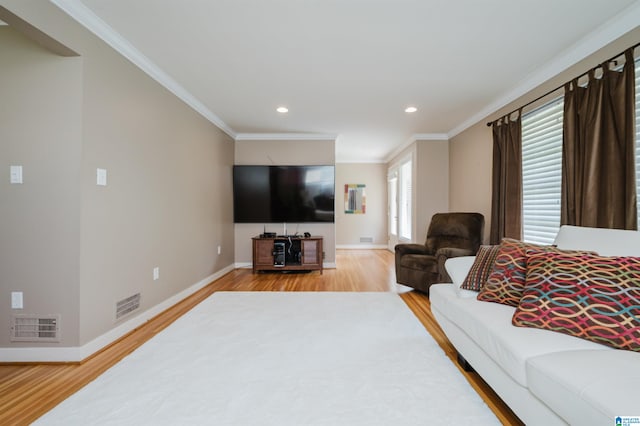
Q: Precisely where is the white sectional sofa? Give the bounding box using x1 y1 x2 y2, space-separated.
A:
429 225 640 426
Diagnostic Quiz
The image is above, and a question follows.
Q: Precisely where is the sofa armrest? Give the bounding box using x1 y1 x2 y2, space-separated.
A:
444 256 476 287
435 247 476 282
394 243 431 256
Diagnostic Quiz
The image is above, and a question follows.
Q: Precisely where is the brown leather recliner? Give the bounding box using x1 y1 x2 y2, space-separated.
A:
394 212 484 294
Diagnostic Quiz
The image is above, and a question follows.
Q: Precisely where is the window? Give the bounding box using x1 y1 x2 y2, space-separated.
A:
388 172 398 237
522 53 640 240
521 97 563 244
388 155 412 246
399 159 412 240
522 53 640 238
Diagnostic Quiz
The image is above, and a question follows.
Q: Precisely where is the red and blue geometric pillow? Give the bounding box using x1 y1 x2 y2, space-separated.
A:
512 251 640 352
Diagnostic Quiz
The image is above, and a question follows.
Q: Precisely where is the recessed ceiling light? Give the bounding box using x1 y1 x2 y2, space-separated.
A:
276 106 289 113
405 106 418 113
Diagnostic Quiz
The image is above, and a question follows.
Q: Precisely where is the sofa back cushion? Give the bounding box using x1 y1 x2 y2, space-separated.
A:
512 251 640 352
554 225 640 257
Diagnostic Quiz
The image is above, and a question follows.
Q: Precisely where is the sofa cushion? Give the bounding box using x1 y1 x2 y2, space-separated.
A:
460 245 500 292
429 284 607 387
527 350 640 426
399 254 437 271
554 225 640 256
513 251 640 352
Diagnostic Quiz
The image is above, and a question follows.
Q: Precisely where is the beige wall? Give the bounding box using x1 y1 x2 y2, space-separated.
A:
388 140 450 244
77 37 235 344
233 139 336 265
0 26 83 347
415 140 450 242
335 163 387 247
449 28 640 244
449 123 493 243
1 2 235 350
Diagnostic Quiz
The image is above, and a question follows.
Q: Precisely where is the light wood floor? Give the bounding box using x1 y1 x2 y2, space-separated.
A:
0 249 523 425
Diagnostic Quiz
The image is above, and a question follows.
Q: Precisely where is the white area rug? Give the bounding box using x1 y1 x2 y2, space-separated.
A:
36 292 498 425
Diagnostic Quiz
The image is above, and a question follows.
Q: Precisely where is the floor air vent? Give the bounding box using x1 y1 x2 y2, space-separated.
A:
116 293 141 320
11 314 61 342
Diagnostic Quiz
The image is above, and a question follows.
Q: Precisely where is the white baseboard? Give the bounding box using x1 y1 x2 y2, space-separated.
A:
236 262 336 269
0 264 236 363
336 244 389 250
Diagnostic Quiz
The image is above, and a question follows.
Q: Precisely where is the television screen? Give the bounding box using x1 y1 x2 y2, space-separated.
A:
233 165 335 223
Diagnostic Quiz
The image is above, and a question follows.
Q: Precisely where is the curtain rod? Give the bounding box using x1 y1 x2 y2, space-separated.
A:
486 42 640 127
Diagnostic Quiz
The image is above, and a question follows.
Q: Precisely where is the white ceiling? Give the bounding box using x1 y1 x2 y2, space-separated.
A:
53 0 640 162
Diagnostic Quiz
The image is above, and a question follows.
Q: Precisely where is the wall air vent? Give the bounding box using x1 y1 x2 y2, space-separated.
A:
10 314 61 342
360 237 374 243
116 293 141 320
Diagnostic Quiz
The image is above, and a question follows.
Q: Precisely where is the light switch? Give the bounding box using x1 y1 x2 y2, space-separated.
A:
96 168 107 186
10 165 23 184
153 267 160 281
11 292 23 309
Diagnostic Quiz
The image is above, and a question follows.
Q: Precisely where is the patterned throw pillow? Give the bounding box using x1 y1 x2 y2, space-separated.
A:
477 239 593 307
476 238 544 306
512 251 640 352
460 245 501 291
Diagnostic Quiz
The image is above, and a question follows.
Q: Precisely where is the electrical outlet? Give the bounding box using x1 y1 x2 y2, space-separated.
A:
153 267 159 281
217 245 221 255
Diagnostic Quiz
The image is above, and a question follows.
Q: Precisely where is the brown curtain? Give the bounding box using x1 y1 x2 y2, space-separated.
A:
490 111 523 244
561 48 637 230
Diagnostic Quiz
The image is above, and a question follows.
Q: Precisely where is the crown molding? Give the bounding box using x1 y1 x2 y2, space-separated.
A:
235 133 337 141
50 0 236 138
383 133 449 163
335 158 387 164
447 0 640 139
412 133 449 141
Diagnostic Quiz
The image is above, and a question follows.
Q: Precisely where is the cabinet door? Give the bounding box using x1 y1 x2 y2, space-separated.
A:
301 239 320 266
254 239 274 266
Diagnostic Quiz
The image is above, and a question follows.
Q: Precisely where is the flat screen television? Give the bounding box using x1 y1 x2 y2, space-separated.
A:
233 165 335 223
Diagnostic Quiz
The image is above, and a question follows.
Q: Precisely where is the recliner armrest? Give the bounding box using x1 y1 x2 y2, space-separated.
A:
394 243 431 256
435 247 476 282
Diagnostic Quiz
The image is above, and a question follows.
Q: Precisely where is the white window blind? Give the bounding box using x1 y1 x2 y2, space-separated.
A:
521 97 563 245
